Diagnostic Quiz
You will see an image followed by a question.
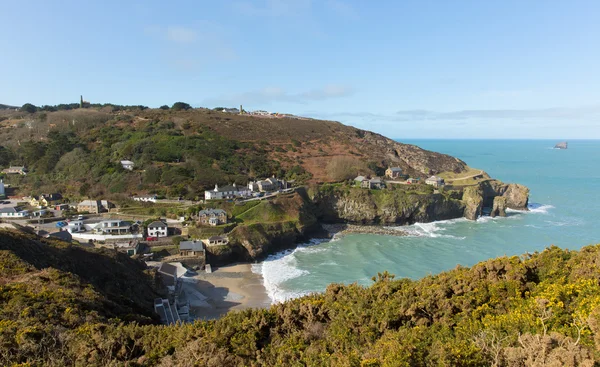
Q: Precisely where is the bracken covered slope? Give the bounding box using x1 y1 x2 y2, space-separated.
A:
0 108 466 191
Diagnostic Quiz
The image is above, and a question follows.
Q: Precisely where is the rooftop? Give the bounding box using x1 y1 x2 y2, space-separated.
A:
158 262 178 277
198 208 226 216
147 220 167 228
180 240 204 251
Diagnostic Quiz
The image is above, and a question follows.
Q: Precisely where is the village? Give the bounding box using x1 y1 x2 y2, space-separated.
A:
0 160 480 323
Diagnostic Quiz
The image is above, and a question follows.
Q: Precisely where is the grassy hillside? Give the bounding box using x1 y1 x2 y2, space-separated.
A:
0 106 467 199
1 228 600 366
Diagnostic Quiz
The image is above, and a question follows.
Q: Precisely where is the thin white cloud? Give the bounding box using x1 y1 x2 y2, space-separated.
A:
305 106 600 138
204 84 354 106
165 26 197 44
394 106 600 121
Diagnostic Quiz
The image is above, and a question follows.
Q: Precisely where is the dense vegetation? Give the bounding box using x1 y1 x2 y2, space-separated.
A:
0 103 468 201
1 229 600 366
0 108 285 200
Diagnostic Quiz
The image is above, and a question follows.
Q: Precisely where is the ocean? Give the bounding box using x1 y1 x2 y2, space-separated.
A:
252 140 600 303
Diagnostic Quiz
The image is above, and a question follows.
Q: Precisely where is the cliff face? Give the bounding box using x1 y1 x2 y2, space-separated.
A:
311 180 529 225
481 180 529 210
311 186 465 225
210 190 322 262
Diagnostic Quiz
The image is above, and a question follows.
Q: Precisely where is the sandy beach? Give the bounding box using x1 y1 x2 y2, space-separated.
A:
181 263 272 320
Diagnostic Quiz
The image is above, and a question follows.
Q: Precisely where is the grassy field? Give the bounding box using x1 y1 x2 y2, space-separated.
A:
438 167 488 186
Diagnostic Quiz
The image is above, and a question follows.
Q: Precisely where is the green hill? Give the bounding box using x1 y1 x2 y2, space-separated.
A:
0 106 467 199
1 228 599 366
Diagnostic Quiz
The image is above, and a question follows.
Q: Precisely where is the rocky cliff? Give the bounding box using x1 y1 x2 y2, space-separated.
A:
207 189 322 263
311 180 529 225
311 185 465 225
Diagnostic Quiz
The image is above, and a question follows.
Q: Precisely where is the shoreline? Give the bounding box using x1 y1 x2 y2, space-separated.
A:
321 223 409 237
183 263 271 320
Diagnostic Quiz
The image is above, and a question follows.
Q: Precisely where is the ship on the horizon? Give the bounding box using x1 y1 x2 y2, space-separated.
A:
554 141 568 149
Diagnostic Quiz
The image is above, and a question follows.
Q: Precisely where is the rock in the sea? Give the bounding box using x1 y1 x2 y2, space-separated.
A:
462 186 484 220
554 141 568 149
502 183 529 210
490 196 507 218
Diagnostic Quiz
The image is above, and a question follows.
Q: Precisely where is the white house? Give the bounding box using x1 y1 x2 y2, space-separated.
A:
204 183 250 200
0 207 29 218
95 220 132 235
147 220 168 238
120 160 134 171
0 179 5 197
133 195 158 203
425 176 445 188
66 220 85 233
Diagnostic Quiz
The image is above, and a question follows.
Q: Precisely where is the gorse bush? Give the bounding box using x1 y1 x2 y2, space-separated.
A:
1 229 600 366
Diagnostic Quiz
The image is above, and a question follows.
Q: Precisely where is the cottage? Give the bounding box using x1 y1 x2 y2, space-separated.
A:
179 240 205 257
0 207 29 218
120 160 134 171
158 263 178 291
385 167 404 179
361 177 385 190
205 235 229 247
425 176 445 188
77 199 113 214
248 177 288 193
1 166 28 175
197 209 227 226
204 183 249 200
29 196 48 208
147 220 168 238
406 177 420 184
354 176 367 185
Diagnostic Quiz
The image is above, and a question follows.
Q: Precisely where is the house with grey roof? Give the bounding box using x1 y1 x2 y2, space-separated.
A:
0 206 29 218
204 183 251 200
147 220 168 238
197 209 227 226
179 240 205 257
385 167 404 179
361 177 385 190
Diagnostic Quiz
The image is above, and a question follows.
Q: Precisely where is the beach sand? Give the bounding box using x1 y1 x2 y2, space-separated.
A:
182 263 272 320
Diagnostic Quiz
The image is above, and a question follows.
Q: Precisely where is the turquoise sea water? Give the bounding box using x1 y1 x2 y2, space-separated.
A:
253 140 600 303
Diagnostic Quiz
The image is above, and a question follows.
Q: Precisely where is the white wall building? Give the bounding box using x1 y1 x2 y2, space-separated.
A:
147 220 168 238
133 195 158 203
0 207 29 218
0 179 5 197
120 160 134 171
204 183 250 200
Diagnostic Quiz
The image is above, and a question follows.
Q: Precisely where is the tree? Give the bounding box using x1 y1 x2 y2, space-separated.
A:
159 105 169 110
20 103 38 113
171 102 192 111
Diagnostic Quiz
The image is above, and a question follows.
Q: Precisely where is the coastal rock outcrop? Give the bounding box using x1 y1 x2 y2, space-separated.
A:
311 185 465 225
554 141 568 149
501 183 529 210
462 186 484 221
490 196 507 218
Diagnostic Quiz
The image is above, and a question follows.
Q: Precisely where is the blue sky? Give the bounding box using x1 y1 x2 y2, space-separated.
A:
1 0 599 138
